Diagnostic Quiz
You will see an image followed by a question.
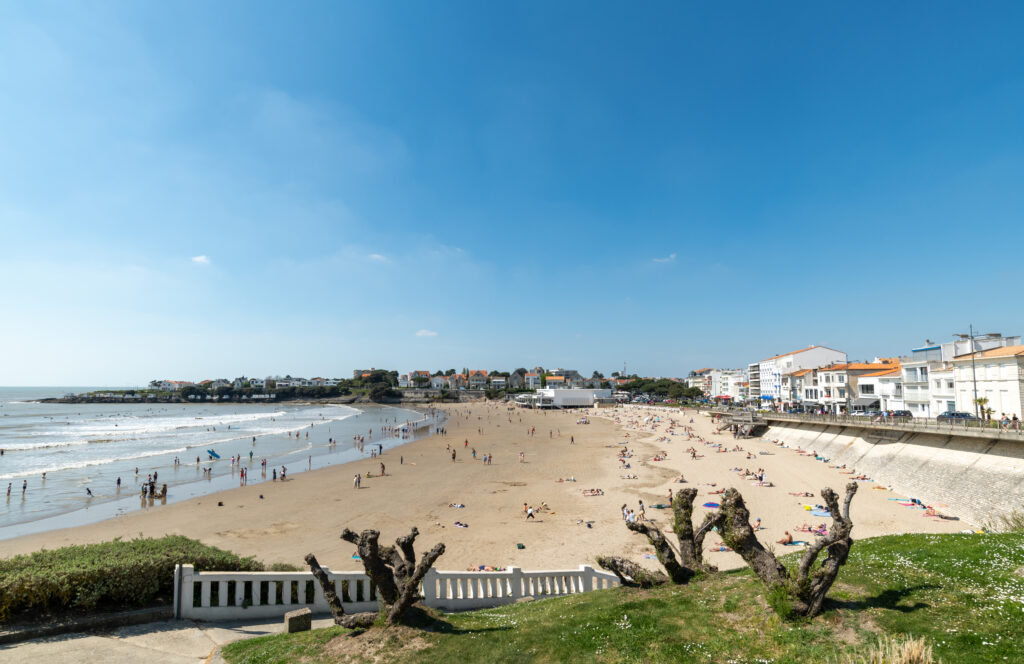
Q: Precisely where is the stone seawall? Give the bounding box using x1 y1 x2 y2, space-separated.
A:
764 422 1024 527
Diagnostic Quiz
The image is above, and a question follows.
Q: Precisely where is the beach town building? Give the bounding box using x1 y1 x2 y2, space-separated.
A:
686 368 713 395
430 375 448 390
398 374 411 388
447 373 467 390
929 366 956 416
952 345 1024 419
782 369 815 407
753 346 848 406
310 377 339 387
854 364 904 412
490 376 508 390
902 335 1020 417
710 369 746 401
468 370 489 389
515 388 613 409
525 373 541 389
508 372 525 389
747 363 760 402
410 371 431 387
352 369 375 379
547 369 585 387
155 380 196 391
816 359 900 414
545 375 568 388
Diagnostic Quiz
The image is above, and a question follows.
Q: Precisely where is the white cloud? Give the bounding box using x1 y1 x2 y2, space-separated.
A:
367 253 389 262
191 255 210 265
652 253 676 263
415 329 438 337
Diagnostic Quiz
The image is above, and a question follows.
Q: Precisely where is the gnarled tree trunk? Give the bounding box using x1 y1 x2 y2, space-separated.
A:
598 488 717 586
307 526 446 628
717 482 858 618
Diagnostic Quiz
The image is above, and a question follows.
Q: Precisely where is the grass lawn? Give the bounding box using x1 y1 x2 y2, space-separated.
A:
221 532 1024 663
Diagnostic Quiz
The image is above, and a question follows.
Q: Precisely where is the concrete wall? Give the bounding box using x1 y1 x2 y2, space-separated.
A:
763 422 1024 526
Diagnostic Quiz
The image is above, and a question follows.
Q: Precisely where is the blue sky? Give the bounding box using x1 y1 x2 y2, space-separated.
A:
2 2 1023 385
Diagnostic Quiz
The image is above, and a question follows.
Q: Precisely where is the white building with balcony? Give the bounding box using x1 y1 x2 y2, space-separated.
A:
710 369 747 401
854 364 904 412
755 346 847 407
902 335 1020 417
953 345 1024 419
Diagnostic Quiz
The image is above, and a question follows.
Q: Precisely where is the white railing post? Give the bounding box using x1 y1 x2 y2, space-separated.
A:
174 564 195 619
579 565 594 592
508 567 523 600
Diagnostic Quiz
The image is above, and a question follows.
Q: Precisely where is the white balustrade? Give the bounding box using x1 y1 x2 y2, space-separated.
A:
174 564 619 620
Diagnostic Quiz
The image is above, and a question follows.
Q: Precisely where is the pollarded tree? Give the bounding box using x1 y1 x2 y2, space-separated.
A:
714 483 858 618
597 488 718 587
306 526 445 628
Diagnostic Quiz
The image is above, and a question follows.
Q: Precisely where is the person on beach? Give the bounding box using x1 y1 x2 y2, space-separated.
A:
354 474 360 489
7 483 11 497
22 480 27 495
380 462 385 476
526 506 535 520
777 531 794 545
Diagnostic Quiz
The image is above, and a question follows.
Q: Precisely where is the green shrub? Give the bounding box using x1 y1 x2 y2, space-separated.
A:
0 535 263 622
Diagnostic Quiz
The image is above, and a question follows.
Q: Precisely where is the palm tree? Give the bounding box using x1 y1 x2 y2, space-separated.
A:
973 397 990 421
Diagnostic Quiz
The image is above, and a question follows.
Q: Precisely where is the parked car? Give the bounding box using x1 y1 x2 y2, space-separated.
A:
891 410 913 418
936 411 979 422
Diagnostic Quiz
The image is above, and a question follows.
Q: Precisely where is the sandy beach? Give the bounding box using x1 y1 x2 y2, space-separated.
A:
0 403 967 572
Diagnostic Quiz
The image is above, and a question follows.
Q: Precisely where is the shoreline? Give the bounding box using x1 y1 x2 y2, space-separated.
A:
0 403 436 542
0 404 968 573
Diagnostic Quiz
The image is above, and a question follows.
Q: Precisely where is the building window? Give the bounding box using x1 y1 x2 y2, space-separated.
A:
838 375 845 383
838 388 846 398
860 384 875 395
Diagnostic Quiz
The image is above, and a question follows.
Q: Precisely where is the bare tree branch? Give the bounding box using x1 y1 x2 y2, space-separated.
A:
305 553 346 624
596 556 670 588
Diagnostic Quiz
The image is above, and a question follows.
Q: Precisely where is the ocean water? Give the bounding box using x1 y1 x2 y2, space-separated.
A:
0 387 434 541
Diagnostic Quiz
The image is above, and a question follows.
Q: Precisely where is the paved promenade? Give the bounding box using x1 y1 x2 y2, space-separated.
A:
0 617 337 664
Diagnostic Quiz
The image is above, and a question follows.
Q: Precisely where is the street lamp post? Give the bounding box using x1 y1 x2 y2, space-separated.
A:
953 326 1002 419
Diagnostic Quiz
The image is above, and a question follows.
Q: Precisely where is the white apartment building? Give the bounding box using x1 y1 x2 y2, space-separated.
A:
710 369 747 401
930 367 955 416
755 346 847 406
817 360 900 414
747 363 760 401
953 345 1024 418
855 364 904 412
902 335 1020 417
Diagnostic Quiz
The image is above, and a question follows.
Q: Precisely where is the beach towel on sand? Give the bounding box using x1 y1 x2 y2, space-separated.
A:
703 502 720 508
810 509 831 517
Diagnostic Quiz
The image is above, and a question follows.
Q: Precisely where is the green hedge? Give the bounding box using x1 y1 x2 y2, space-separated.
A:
0 535 264 622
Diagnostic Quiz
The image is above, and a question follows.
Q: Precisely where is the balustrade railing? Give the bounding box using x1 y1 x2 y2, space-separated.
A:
173 564 619 620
